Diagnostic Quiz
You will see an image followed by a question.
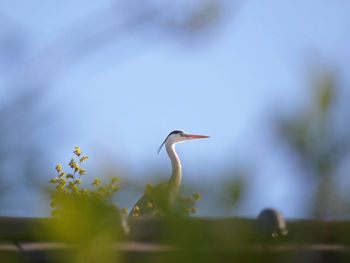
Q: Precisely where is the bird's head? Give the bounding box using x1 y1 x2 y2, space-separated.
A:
158 130 210 153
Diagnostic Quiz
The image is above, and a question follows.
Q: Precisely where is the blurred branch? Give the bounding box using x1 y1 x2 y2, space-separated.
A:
276 69 350 219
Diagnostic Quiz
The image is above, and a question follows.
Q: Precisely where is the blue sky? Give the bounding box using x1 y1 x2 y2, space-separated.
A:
1 0 350 217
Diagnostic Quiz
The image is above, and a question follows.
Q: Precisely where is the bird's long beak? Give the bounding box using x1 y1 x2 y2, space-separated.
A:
186 134 210 139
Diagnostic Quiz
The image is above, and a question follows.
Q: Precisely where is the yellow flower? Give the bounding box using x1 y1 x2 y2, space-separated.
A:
80 156 88 163
73 146 82 157
55 164 62 172
72 184 79 192
112 186 121 193
79 169 86 175
75 179 82 185
51 209 60 217
92 178 101 187
69 158 76 169
133 205 140 213
193 193 201 201
191 208 198 214
73 162 81 172
66 174 74 179
111 176 120 184
58 178 67 185
121 208 128 215
146 201 153 209
50 178 58 184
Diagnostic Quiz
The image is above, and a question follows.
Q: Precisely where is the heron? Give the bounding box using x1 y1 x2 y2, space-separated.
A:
129 130 209 217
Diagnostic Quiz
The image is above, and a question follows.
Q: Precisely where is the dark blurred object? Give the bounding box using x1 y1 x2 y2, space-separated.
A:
256 208 288 241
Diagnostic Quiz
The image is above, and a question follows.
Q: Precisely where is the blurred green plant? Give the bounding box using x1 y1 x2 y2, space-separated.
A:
220 175 246 216
277 70 350 219
46 147 129 263
129 181 201 217
50 147 128 217
174 191 201 215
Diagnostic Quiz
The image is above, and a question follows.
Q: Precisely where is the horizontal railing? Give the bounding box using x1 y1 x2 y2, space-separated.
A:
1 216 350 262
1 216 350 244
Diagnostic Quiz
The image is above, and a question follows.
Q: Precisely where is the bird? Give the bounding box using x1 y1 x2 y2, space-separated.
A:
129 130 209 217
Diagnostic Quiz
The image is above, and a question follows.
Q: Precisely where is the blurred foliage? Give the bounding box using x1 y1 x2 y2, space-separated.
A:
49 147 127 217
218 169 247 216
277 70 350 219
129 181 201 217
44 198 124 263
45 147 128 263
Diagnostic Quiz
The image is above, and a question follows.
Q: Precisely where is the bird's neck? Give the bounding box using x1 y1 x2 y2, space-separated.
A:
166 143 182 198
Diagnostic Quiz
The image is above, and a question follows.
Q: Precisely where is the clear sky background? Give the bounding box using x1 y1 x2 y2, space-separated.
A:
1 0 350 218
